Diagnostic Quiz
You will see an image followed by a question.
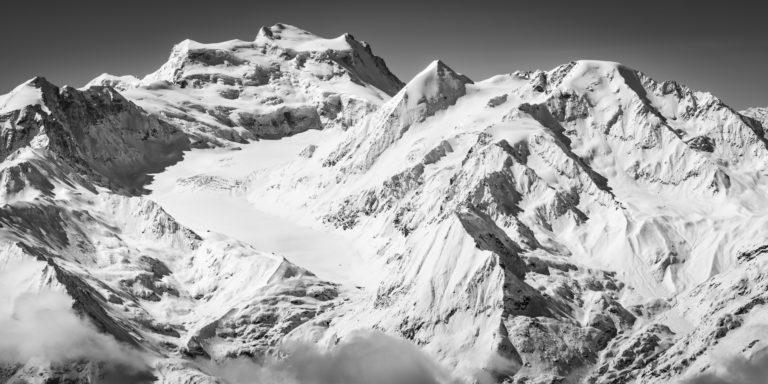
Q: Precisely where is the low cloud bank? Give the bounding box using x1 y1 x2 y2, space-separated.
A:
684 350 768 384
0 290 149 372
206 331 458 384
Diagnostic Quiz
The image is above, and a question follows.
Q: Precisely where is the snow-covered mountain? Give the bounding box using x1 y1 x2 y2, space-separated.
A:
1 24 767 384
86 23 402 147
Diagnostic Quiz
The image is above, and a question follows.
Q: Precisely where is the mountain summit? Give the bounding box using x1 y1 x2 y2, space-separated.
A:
86 23 404 147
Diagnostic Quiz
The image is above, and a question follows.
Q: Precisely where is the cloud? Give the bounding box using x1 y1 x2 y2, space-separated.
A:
0 290 149 372
203 330 458 384
0 291 463 384
683 350 768 384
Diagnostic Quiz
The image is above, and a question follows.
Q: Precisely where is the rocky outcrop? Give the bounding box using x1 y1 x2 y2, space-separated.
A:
0 77 189 194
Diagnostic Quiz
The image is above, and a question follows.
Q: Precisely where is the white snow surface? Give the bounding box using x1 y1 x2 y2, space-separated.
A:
0 79 46 114
253 23 353 52
146 130 383 289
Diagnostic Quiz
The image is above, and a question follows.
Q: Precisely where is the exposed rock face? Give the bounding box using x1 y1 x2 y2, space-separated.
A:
742 106 768 126
0 77 189 193
2 25 768 384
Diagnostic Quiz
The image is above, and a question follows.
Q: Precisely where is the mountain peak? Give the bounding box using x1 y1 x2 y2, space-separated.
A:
401 59 472 110
255 23 317 41
0 76 57 115
26 76 54 88
132 24 403 95
419 59 473 85
255 23 360 47
85 74 140 91
253 23 352 52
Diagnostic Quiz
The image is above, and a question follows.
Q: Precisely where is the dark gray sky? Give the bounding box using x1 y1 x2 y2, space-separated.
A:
2 0 766 108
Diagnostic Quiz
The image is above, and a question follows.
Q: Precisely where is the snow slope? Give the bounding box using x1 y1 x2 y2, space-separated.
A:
0 80 46 115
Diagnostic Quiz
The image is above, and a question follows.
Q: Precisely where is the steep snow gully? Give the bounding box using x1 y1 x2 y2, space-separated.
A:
1 23 768 384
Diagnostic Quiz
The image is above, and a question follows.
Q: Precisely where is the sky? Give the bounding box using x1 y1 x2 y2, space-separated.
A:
1 0 766 109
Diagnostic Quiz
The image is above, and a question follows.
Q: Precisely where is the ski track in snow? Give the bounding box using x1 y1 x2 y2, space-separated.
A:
147 130 379 289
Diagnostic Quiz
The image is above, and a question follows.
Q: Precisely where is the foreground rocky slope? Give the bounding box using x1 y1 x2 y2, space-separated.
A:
1 24 767 384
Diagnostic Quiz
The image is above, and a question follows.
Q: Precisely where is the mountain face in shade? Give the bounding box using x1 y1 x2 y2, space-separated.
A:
743 106 768 127
1 24 767 384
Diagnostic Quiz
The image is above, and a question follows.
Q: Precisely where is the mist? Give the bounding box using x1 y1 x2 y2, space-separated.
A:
203 330 458 384
0 290 149 371
683 349 768 384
